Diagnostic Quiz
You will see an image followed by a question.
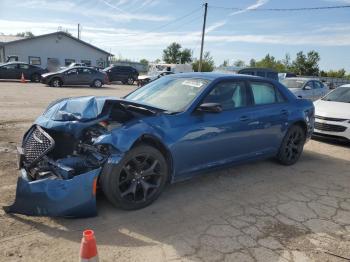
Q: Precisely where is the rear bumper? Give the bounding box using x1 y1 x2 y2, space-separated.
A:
3 167 101 218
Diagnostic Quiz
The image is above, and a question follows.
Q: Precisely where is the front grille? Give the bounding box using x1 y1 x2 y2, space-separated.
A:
315 115 348 122
22 125 55 166
314 122 347 133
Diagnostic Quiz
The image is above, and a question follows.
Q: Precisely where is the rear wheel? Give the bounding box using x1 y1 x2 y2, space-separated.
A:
30 73 40 82
126 76 134 85
101 145 168 210
277 125 306 165
92 79 103 88
50 78 62 87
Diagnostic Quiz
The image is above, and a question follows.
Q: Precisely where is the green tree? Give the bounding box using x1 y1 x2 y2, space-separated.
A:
221 60 229 67
180 48 193 63
192 52 215 72
162 43 192 64
16 31 34 38
249 59 256 67
282 53 292 71
255 54 285 72
139 59 149 67
292 51 320 76
233 59 245 67
320 69 346 78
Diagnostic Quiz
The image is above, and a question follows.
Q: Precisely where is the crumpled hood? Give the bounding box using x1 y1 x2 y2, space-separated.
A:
42 96 117 121
314 100 350 119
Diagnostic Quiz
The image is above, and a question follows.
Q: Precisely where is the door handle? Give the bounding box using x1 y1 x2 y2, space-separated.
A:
281 109 289 116
240 116 250 122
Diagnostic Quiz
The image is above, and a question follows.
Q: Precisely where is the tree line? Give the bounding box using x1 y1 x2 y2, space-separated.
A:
138 42 350 79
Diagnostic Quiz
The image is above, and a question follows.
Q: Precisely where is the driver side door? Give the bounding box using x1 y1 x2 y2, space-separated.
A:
172 80 259 177
63 68 78 85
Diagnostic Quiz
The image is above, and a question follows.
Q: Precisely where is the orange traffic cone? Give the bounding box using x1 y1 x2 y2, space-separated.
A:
20 73 26 83
79 230 99 261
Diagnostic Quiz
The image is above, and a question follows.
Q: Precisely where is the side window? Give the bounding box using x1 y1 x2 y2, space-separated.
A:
305 81 314 89
250 81 285 105
19 64 29 70
256 71 265 77
203 81 248 111
67 69 77 75
314 81 323 89
3 64 17 69
78 68 92 74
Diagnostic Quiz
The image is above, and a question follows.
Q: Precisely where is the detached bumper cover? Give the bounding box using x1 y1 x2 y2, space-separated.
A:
4 168 101 218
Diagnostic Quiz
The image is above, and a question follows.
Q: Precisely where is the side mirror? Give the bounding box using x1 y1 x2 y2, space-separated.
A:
196 103 222 113
304 85 312 90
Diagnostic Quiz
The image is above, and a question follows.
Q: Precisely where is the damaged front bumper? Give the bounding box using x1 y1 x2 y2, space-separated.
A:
3 167 101 218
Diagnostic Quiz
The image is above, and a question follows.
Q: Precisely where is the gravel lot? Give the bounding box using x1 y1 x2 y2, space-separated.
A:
0 82 349 262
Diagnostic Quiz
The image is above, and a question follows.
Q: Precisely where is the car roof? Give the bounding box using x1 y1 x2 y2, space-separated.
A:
168 72 266 81
284 77 318 81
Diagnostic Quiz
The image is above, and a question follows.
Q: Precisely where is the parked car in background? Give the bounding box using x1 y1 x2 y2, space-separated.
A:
313 84 350 141
68 62 86 68
41 66 107 88
278 72 297 81
0 62 46 82
238 68 279 81
103 65 139 85
137 71 174 86
5 73 314 217
281 78 329 101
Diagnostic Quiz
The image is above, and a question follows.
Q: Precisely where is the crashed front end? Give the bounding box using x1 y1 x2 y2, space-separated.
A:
4 123 110 217
3 96 131 218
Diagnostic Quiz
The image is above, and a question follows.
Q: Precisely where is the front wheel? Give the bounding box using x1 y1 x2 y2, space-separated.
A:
277 125 306 165
101 145 169 210
50 78 62 87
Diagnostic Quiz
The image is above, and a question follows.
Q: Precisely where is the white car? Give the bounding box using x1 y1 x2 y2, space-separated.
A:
281 78 329 101
313 84 350 141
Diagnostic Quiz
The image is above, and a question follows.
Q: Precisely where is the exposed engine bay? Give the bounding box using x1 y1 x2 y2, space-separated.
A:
20 123 114 181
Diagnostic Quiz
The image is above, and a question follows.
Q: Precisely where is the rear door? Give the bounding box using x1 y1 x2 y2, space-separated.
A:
245 80 289 153
313 81 327 100
18 64 30 79
302 81 314 100
77 68 94 84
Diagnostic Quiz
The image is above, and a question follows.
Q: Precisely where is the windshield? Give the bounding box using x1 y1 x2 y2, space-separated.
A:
281 79 306 89
125 77 210 112
322 86 350 103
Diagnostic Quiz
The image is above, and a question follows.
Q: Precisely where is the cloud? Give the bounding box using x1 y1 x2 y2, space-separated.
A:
16 0 171 22
230 0 270 15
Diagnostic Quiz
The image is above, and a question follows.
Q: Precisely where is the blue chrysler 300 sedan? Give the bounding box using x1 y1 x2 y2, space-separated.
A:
5 73 314 217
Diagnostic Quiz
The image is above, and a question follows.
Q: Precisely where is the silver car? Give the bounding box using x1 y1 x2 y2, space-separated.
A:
281 78 329 101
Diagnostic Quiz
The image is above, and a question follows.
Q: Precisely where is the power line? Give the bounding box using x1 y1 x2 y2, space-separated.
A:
209 5 350 12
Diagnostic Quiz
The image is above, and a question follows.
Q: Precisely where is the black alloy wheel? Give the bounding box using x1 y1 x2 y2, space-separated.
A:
101 145 168 210
277 125 306 165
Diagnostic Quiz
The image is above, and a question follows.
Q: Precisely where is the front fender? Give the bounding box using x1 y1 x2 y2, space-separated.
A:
94 120 166 153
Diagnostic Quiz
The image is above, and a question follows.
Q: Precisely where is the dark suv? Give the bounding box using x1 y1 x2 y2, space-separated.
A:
103 65 139 85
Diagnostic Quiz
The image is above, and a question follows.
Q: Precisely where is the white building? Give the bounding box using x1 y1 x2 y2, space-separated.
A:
0 32 112 70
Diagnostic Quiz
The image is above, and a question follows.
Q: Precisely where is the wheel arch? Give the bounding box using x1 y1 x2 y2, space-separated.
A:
290 120 308 136
132 134 174 182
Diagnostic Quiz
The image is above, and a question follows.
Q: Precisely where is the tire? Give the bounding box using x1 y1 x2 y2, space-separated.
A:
277 125 306 165
50 78 62 87
126 76 134 85
30 73 40 82
92 79 103 88
101 144 169 210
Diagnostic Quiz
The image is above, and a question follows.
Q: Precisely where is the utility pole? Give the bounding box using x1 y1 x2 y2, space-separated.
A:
198 2 208 72
78 23 80 39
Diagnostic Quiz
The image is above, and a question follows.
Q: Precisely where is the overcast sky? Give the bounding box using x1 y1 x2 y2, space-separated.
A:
0 0 349 71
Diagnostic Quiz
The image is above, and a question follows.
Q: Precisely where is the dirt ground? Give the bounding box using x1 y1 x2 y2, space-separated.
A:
0 82 349 262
